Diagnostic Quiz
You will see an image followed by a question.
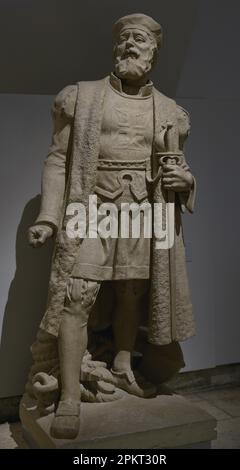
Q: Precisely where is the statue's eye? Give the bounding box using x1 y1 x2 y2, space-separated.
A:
119 35 127 42
135 35 145 42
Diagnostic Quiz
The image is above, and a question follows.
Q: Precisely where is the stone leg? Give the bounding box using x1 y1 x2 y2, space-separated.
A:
112 280 156 398
51 277 101 439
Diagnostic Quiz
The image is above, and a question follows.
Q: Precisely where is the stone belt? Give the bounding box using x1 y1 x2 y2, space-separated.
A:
97 158 151 171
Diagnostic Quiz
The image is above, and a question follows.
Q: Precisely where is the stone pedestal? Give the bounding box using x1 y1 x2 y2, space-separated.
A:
20 392 217 449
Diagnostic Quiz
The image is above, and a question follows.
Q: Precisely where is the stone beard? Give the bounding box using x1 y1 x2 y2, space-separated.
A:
114 37 156 80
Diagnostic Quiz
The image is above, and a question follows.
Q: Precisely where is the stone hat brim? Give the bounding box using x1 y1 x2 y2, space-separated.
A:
113 13 162 48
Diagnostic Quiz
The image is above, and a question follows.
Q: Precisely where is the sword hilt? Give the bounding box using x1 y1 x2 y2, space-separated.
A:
157 152 184 167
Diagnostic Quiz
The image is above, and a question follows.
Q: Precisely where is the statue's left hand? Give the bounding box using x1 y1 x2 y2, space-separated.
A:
162 163 193 192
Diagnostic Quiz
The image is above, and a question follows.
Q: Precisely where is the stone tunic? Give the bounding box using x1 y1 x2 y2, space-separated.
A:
71 74 154 280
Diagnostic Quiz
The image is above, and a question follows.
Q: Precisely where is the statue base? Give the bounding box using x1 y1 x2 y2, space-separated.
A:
20 392 217 449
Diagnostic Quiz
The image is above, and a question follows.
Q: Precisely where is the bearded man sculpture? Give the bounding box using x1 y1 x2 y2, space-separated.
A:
25 13 196 439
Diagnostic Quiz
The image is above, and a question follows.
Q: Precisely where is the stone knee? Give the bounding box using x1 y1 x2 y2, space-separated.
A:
64 277 101 327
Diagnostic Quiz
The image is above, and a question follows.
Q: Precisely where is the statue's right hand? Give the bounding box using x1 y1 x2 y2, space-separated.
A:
28 224 54 247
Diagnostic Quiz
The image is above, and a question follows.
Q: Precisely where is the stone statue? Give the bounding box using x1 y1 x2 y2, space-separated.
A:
25 13 196 440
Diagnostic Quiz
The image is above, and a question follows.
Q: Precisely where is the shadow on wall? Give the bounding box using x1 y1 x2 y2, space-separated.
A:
0 195 53 397
0 195 186 398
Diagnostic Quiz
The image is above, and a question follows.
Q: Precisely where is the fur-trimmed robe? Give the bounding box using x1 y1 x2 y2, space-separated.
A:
36 76 196 345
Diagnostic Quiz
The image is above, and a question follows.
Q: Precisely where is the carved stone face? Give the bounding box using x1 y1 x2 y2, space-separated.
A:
114 28 156 81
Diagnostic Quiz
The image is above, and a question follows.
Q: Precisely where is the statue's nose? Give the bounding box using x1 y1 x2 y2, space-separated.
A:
126 36 135 47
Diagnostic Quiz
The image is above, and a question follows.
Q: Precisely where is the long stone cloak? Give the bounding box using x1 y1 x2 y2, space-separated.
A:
36 76 196 345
